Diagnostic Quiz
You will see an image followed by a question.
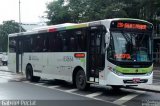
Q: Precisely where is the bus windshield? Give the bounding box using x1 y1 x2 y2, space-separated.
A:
108 31 152 62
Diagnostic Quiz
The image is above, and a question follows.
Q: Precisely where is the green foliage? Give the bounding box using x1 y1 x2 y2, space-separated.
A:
46 0 72 25
46 0 160 24
46 0 160 34
0 20 25 52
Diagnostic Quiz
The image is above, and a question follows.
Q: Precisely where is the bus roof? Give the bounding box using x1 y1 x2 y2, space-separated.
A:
9 23 89 37
9 18 153 37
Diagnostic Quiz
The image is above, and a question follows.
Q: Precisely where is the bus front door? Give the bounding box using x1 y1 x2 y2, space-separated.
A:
88 26 105 83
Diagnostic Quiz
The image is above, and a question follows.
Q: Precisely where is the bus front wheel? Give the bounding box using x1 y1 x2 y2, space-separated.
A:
26 65 40 82
76 70 90 90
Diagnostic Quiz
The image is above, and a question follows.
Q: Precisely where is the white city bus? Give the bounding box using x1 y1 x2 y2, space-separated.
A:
8 18 153 90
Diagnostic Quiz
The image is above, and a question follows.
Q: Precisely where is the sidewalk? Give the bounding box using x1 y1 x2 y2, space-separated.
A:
126 84 160 93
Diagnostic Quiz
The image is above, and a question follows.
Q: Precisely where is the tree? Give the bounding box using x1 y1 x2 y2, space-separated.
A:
46 0 131 24
46 0 160 33
102 2 128 19
46 0 72 25
0 20 25 52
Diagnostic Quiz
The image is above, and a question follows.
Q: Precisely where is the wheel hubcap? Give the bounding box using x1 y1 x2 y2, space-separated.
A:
79 75 84 86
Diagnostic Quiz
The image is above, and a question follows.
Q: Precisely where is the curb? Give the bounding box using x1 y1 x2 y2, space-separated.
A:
124 86 160 93
0 70 14 73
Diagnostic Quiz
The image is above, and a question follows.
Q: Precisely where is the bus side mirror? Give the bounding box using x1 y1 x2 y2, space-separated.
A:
105 32 110 48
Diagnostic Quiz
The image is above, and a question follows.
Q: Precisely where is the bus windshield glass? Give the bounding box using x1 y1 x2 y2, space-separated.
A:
108 31 152 62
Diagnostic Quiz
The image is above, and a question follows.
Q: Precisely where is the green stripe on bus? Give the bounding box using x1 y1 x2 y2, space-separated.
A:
80 58 85 63
115 65 153 74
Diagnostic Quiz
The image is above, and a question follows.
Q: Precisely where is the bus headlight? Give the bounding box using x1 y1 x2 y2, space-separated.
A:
112 69 124 76
145 71 152 76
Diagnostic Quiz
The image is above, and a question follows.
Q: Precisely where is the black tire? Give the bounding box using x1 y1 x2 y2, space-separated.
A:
75 70 90 90
111 85 122 91
2 62 6 66
26 65 40 82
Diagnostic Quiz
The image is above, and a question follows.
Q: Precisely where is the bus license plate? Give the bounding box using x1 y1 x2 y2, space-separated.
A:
133 78 140 83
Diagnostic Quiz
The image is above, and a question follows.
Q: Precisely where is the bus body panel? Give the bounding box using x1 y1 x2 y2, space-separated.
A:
8 18 153 87
8 53 16 72
22 52 86 82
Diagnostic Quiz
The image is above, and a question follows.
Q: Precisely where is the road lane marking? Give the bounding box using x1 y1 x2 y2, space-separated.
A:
85 92 103 98
65 89 78 92
0 76 20 81
113 90 145 105
0 76 12 80
0 72 24 80
23 81 30 83
22 81 122 106
0 72 15 75
0 77 8 83
0 74 17 78
48 85 60 88
34 83 45 86
113 94 139 105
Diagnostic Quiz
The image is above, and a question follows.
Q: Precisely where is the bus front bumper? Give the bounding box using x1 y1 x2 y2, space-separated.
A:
105 71 153 86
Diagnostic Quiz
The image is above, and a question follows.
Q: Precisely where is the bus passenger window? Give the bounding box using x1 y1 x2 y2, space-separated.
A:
55 34 63 52
48 33 55 52
9 37 16 53
74 29 87 52
43 35 49 52
70 36 76 52
23 36 32 52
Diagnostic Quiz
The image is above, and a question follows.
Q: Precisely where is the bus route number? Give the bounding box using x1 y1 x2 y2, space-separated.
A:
63 56 73 62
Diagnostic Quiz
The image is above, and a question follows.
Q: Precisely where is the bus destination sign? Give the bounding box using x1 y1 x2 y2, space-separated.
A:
110 20 153 31
117 22 147 30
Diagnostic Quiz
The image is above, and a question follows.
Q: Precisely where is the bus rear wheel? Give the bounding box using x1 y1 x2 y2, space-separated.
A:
26 65 40 82
76 70 90 90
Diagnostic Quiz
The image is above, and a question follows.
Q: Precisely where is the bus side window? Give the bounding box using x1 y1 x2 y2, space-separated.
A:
61 32 68 52
107 35 115 59
32 35 43 52
70 35 76 52
48 33 55 52
43 34 49 52
23 36 32 52
59 31 71 52
9 37 16 53
74 29 87 52
55 33 63 52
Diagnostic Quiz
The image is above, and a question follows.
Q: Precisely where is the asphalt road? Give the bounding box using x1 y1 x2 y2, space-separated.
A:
0 69 160 106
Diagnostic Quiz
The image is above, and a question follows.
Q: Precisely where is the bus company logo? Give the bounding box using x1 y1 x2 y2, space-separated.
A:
63 56 73 62
135 69 138 73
